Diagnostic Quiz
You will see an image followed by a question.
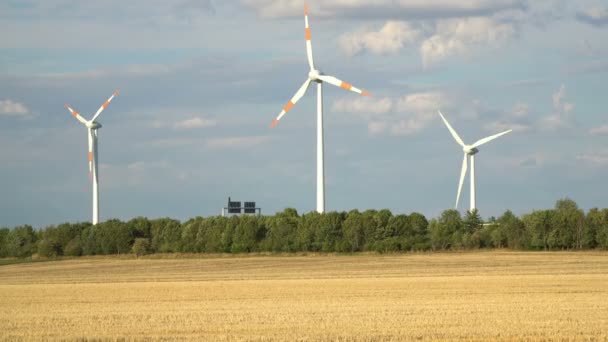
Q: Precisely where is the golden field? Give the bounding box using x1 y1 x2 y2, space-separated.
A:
1 252 607 341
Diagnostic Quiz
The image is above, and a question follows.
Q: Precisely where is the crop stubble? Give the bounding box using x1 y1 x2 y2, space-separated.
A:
0 252 607 341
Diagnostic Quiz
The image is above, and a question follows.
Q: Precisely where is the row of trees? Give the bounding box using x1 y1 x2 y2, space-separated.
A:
1 199 607 259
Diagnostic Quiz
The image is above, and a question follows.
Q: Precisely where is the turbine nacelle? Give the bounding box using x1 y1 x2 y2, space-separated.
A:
308 69 323 82
87 121 102 129
463 146 479 155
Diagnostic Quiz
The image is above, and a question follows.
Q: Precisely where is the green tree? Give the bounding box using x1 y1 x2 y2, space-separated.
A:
232 215 262 253
131 238 150 257
64 238 82 256
0 227 10 258
496 210 526 249
523 210 554 250
128 217 152 239
6 225 37 258
590 208 608 249
37 238 60 258
463 209 483 234
199 217 227 253
342 210 365 252
550 198 584 249
150 218 181 253
96 219 134 255
80 225 100 255
372 209 393 241
429 210 462 250
263 209 299 252
315 211 344 252
297 212 320 252
463 209 484 248
181 217 203 253
35 223 88 257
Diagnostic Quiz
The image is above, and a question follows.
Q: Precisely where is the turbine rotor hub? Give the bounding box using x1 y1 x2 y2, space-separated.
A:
308 69 322 82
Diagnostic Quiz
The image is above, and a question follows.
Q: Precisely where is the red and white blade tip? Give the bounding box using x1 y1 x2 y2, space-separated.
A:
113 89 120 96
270 119 279 128
362 91 372 97
304 3 308 15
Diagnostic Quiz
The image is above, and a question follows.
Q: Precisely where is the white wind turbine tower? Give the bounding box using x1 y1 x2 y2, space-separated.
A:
270 2 371 213
438 110 512 212
65 90 119 225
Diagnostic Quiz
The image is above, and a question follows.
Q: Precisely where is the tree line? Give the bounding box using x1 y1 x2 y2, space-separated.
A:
1 198 607 259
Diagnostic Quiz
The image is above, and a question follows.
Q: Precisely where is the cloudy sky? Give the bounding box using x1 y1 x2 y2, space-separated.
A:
1 0 607 227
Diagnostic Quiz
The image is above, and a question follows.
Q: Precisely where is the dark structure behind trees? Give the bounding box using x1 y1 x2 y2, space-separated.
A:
1 198 608 259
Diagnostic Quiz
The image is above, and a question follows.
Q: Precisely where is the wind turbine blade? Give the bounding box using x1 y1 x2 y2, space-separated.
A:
65 104 88 124
91 90 119 122
270 79 311 127
87 128 93 179
471 129 513 148
304 2 315 70
317 74 371 96
438 110 465 147
456 153 468 209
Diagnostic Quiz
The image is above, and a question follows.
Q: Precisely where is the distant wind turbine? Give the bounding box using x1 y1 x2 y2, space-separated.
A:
65 90 119 225
438 110 512 212
270 2 371 213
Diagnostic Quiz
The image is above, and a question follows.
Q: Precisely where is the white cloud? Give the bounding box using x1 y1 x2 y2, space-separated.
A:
242 0 527 19
339 21 423 56
541 84 574 130
576 7 608 27
144 111 218 131
396 91 443 113
338 16 518 66
332 97 393 116
420 17 517 67
333 91 454 136
577 152 608 165
484 102 531 133
361 92 448 136
484 121 530 133
173 117 217 130
0 99 32 118
590 125 608 135
510 102 529 118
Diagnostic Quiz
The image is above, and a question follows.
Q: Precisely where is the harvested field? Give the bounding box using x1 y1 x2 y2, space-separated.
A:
1 252 607 341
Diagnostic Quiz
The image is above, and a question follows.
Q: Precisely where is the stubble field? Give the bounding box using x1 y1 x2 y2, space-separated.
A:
1 251 607 341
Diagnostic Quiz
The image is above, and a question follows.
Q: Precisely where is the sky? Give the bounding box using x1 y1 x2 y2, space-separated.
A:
1 0 608 227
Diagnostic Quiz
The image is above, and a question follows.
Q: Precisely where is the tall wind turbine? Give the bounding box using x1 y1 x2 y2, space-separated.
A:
65 90 119 225
270 2 371 213
438 110 511 212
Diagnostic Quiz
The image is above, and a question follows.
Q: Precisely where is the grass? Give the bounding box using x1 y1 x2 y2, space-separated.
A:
1 251 607 341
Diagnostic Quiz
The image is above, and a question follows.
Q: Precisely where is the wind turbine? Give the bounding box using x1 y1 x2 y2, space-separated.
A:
437 110 511 212
65 90 119 225
269 2 371 213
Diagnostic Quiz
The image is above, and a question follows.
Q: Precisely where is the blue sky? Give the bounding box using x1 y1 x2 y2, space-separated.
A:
1 0 607 227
